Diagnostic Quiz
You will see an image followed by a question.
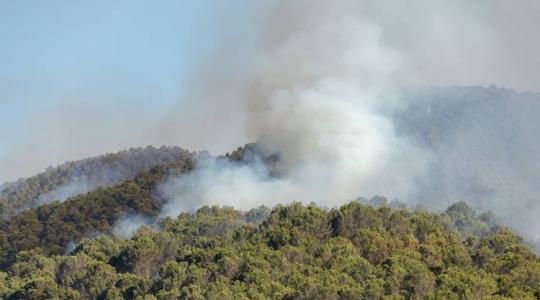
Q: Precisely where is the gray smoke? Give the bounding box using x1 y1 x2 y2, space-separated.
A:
155 0 540 246
395 86 540 244
35 177 93 206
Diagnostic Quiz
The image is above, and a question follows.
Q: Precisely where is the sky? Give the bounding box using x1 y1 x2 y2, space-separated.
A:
0 0 241 182
1 0 540 183
0 1 203 109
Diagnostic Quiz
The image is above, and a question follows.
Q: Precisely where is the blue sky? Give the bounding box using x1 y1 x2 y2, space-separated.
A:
0 0 210 106
0 0 248 181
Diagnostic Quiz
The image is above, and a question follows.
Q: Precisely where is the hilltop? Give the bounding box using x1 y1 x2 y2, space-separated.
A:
0 146 193 219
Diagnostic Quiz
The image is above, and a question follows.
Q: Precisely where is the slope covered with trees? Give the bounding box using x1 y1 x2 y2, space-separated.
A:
0 157 195 269
0 146 193 219
0 143 275 269
0 200 538 299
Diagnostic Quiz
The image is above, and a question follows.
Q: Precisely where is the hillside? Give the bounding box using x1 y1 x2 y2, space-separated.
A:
0 157 195 269
0 146 193 219
395 86 540 218
0 201 538 299
0 145 272 269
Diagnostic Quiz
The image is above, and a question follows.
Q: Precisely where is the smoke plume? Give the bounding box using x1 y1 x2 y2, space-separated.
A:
154 0 540 246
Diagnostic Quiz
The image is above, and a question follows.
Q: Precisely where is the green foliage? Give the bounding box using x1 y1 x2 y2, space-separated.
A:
0 160 193 268
0 200 538 299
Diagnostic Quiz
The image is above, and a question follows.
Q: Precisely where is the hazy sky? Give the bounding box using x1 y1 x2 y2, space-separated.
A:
0 0 231 182
1 0 539 183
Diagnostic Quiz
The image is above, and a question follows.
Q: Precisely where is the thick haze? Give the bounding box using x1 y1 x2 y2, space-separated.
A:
3 1 540 243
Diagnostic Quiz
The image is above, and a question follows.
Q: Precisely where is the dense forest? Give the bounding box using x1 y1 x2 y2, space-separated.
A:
0 146 193 219
0 200 538 299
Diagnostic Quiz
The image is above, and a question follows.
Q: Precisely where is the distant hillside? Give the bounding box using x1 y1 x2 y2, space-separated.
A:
0 146 271 268
0 158 195 269
391 86 540 244
395 86 540 211
0 146 193 219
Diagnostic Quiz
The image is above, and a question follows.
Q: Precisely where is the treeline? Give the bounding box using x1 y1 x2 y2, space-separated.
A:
1 201 537 299
0 146 193 219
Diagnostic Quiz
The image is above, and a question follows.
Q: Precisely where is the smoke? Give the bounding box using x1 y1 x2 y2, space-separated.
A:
112 214 155 239
395 86 540 245
158 157 274 215
153 0 540 246
155 1 426 216
153 0 443 215
35 177 92 206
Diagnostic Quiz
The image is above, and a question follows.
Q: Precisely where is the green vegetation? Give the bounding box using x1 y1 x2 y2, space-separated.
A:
0 159 194 269
0 200 537 299
0 146 193 219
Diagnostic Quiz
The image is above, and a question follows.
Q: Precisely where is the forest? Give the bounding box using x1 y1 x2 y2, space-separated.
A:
0 195 539 298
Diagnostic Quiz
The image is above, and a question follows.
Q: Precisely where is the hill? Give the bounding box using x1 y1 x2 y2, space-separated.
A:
0 146 193 219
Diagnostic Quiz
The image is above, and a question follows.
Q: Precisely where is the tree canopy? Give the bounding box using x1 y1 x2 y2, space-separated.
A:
0 200 537 299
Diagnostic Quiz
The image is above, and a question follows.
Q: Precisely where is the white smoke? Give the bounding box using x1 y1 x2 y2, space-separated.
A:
156 2 433 218
155 0 540 247
158 157 278 215
112 214 155 239
35 177 92 206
